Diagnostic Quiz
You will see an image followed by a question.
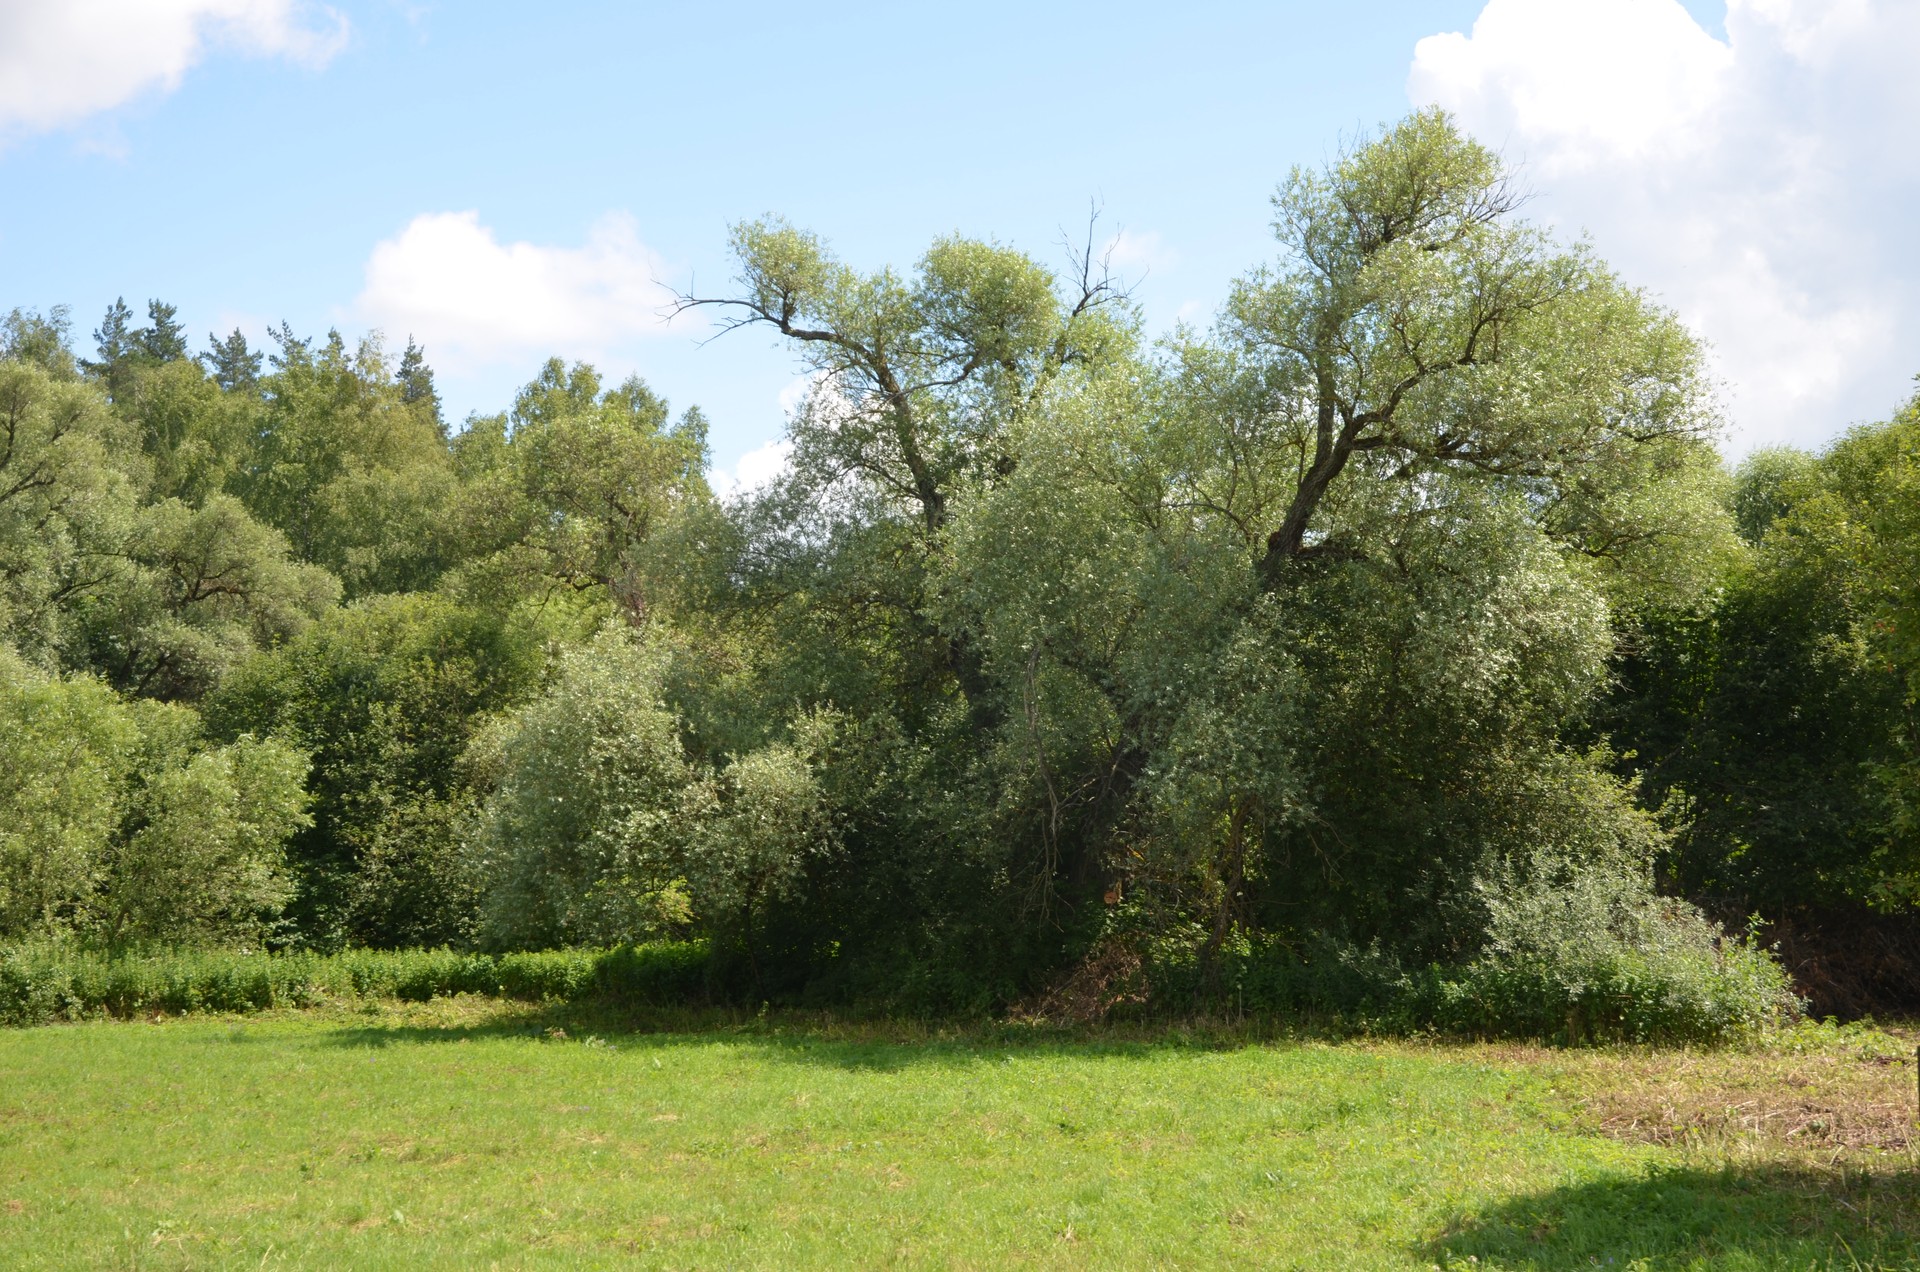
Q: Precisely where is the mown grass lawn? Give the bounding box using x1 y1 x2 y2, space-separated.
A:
0 1002 1914 1270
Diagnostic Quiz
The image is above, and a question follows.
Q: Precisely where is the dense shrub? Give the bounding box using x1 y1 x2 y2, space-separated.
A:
472 624 835 952
0 941 708 1027
470 627 701 948
1148 938 1795 1048
8 112 1905 1028
1133 867 1799 1045
0 649 308 945
1434 855 1801 1042
0 922 1790 1044
204 592 546 949
1416 927 1797 1045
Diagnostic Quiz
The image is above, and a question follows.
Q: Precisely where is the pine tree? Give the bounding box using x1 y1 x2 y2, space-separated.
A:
396 336 443 432
267 321 310 370
204 328 264 393
80 297 137 400
136 300 190 363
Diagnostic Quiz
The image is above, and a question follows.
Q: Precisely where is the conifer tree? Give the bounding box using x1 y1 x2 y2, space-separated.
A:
204 328 263 393
396 337 443 432
136 300 190 363
81 297 137 400
267 321 310 370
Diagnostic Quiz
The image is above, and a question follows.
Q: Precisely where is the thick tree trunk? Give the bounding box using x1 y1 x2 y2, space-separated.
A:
1259 370 1361 587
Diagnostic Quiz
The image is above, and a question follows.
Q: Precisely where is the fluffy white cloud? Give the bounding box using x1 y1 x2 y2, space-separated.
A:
707 373 823 499
709 437 794 501
0 0 348 137
354 210 686 374
1411 0 1731 168
1410 0 1920 451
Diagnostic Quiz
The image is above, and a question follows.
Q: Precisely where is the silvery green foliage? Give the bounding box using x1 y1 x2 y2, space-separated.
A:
78 491 341 700
474 625 835 949
0 358 341 701
448 359 711 618
1206 109 1734 610
0 361 141 664
1319 489 1615 735
1260 496 1651 953
1478 849 1680 983
698 219 1134 536
1470 838 1799 1039
940 335 1654 955
686 708 837 925
473 626 697 948
1140 601 1310 947
683 128 1733 971
0 649 135 935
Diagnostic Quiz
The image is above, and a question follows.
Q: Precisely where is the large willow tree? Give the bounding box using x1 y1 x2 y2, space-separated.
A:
690 110 1738 991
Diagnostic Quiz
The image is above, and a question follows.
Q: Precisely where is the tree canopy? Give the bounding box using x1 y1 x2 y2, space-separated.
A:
0 110 1909 1017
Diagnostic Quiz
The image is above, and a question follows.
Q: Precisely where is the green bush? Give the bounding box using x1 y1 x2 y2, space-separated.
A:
1410 930 1797 1045
203 592 547 950
0 941 709 1027
1429 856 1803 1043
1138 905 1798 1046
0 649 309 946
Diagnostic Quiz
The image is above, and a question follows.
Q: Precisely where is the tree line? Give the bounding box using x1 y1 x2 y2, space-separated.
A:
2 111 1912 1016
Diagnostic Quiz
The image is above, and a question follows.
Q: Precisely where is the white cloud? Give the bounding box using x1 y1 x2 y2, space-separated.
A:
0 0 348 137
709 437 794 502
708 372 832 499
354 210 687 375
1410 0 1731 169
1410 0 1920 451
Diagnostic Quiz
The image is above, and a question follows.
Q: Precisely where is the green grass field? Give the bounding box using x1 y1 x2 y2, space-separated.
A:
1 1001 1914 1270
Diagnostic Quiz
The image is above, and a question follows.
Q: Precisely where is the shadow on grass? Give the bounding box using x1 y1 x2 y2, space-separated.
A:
1428 1162 1920 1270
294 999 1327 1071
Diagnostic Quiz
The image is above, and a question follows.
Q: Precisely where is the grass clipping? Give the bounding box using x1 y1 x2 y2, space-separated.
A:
1562 1022 1919 1158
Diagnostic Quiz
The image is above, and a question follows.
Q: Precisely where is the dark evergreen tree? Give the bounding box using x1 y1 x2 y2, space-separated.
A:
267 320 310 370
136 300 190 363
81 297 137 400
395 337 443 433
205 327 264 393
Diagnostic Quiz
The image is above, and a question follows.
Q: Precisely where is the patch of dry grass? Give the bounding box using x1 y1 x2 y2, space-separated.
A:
1553 1022 1919 1160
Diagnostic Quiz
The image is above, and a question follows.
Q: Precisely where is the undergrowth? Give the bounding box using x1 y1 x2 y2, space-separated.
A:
1 924 1800 1047
0 941 707 1026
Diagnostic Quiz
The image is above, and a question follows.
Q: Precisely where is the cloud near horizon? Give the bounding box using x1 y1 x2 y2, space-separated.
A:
353 210 688 378
1410 0 1920 452
0 0 348 139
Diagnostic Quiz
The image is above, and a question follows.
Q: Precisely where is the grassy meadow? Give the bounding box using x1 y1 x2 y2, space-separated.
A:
1 1002 1915 1270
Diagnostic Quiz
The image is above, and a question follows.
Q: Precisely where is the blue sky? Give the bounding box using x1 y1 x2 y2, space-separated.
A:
5 0 1913 483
